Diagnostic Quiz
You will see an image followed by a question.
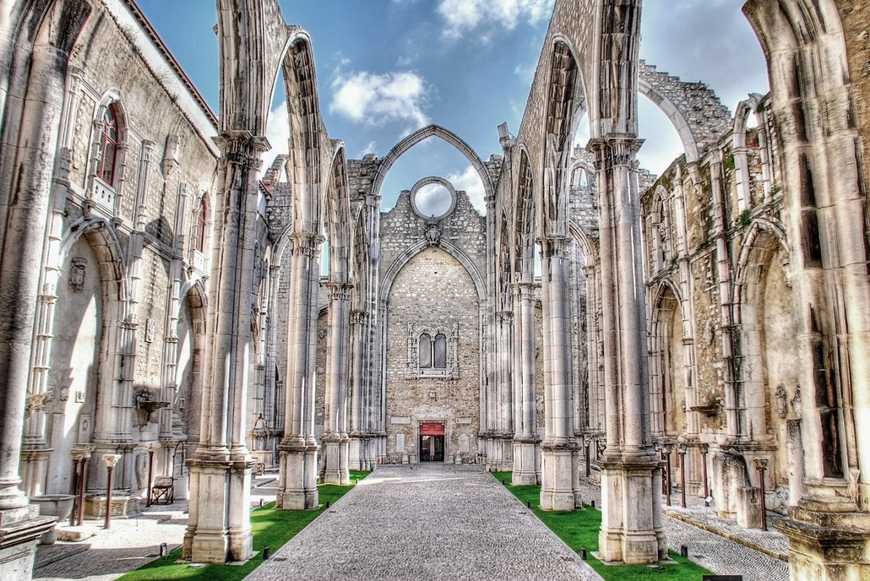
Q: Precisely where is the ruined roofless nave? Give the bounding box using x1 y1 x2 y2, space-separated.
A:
0 1 869 580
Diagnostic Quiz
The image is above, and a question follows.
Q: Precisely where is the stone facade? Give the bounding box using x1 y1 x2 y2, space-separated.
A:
1 1 869 580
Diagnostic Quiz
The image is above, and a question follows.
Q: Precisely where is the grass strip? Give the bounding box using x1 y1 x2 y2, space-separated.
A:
118 470 371 581
492 471 711 581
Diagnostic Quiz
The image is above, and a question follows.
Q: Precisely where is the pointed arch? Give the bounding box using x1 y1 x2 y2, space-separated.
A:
372 125 494 203
638 62 733 163
323 143 352 282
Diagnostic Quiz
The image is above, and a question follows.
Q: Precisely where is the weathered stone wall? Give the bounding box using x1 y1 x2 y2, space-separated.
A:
384 247 481 463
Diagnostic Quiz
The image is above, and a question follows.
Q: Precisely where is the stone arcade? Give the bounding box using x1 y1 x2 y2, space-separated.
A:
0 1 868 580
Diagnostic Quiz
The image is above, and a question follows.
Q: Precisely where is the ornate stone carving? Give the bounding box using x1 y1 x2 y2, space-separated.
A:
789 384 802 419
775 384 788 419
425 224 441 246
25 393 49 414
69 257 87 292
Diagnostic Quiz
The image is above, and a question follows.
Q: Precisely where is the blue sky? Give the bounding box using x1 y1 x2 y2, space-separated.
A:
138 0 768 213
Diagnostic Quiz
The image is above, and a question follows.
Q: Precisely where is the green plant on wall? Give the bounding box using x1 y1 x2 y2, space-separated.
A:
738 209 752 228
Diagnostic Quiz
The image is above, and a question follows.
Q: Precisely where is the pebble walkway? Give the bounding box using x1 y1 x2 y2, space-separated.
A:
248 464 599 581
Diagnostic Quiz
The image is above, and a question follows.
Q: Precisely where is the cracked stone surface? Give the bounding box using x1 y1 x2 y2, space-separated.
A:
248 464 599 581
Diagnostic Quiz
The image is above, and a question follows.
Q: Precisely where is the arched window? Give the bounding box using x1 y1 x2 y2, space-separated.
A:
418 333 432 368
97 106 120 185
195 196 208 252
433 334 447 369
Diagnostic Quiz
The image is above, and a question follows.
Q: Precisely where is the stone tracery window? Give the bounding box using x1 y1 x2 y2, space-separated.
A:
407 324 459 379
96 105 120 185
419 333 432 368
433 334 447 368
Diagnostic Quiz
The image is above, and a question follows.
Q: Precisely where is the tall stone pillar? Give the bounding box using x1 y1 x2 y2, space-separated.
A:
277 233 320 510
183 132 265 564
0 4 91 573
512 280 538 485
348 310 366 470
539 236 577 511
590 136 665 564
323 281 352 485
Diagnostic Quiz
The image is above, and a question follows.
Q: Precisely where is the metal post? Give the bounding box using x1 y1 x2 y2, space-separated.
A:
664 447 672 507
104 465 114 529
69 459 80 527
679 445 687 508
585 441 591 478
701 444 710 505
77 459 88 526
755 458 768 531
102 454 121 529
146 448 155 507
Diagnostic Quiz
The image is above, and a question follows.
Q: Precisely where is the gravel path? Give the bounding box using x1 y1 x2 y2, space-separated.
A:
247 464 600 581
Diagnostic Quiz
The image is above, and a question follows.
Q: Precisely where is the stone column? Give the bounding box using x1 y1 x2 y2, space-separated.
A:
183 132 265 564
302 238 323 505
493 309 513 470
21 148 73 497
512 280 538 485
323 281 351 485
590 136 665 564
349 310 366 470
0 4 91 575
539 236 577 511
277 233 320 510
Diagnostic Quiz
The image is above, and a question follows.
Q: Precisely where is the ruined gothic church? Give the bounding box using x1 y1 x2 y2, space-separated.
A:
0 1 868 580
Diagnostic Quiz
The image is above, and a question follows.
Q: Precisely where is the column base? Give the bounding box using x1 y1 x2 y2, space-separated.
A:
777 501 870 581
303 443 319 508
321 435 349 485
540 443 575 512
0 505 55 581
339 436 350 485
183 452 253 564
277 441 308 510
598 452 666 564
512 438 538 485
348 435 364 471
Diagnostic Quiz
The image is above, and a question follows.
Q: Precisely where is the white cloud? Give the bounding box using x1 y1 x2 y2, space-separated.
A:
330 69 429 130
262 100 290 178
359 141 378 157
437 0 554 39
447 164 486 214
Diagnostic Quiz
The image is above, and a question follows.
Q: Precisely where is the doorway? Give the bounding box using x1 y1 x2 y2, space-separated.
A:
419 422 445 462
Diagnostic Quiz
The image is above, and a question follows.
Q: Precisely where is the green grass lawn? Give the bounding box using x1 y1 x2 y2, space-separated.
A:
492 472 711 581
119 470 371 581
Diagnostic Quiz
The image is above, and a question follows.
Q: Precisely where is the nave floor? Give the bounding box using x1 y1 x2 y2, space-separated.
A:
247 464 598 581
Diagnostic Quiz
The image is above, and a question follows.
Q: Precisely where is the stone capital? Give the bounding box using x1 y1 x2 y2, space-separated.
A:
290 232 324 257
325 280 353 301
213 130 270 169
587 134 644 171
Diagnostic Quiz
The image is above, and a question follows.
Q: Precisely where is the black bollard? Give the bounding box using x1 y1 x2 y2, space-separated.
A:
590 500 595 509
325 501 330 509
680 545 689 558
526 501 531 509
263 546 271 560
580 548 588 560
159 543 168 558
259 498 264 508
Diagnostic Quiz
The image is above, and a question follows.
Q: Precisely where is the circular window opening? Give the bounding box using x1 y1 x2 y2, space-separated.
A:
411 177 456 221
